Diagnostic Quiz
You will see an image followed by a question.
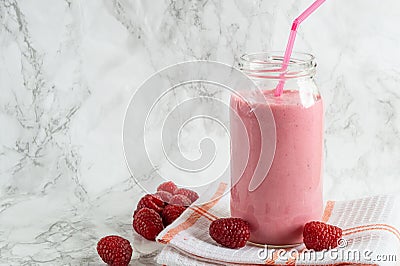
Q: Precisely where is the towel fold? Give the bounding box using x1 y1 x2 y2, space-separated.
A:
156 183 400 265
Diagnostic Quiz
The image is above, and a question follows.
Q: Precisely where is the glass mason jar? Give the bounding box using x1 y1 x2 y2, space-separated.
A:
230 52 324 246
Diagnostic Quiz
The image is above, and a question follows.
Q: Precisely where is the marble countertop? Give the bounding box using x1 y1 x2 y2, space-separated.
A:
0 179 162 265
1 0 400 265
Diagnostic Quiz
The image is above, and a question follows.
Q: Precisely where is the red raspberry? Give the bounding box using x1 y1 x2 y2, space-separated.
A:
157 181 178 194
209 218 250 249
174 188 199 203
303 221 343 251
154 191 173 203
161 205 187 226
97 235 132 266
169 194 192 206
133 208 164 241
136 194 165 214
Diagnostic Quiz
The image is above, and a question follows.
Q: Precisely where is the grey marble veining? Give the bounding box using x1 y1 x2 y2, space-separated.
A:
0 0 400 264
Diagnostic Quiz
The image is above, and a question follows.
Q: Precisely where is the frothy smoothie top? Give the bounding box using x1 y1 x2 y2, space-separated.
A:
232 89 321 108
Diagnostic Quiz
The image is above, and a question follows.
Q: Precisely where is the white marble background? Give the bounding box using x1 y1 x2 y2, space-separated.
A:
0 0 399 265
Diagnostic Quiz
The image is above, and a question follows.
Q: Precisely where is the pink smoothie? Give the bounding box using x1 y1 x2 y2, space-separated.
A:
230 89 323 245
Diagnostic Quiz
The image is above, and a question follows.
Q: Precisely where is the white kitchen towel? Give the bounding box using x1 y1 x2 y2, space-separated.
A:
156 183 400 265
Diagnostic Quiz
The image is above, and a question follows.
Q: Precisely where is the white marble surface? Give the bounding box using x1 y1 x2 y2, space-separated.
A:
0 0 400 265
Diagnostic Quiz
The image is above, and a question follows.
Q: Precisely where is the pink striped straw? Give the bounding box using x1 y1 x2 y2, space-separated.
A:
274 0 327 97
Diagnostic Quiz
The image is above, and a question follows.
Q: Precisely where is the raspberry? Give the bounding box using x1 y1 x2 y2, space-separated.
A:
154 191 173 203
169 194 192 206
133 208 164 241
209 218 250 249
136 194 165 213
97 235 132 266
174 188 199 203
161 205 186 226
157 181 178 194
303 221 343 251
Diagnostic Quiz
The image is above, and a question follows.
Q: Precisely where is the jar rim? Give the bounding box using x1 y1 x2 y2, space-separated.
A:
239 51 316 79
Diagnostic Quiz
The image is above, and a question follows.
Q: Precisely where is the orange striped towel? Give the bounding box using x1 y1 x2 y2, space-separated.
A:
156 183 400 265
